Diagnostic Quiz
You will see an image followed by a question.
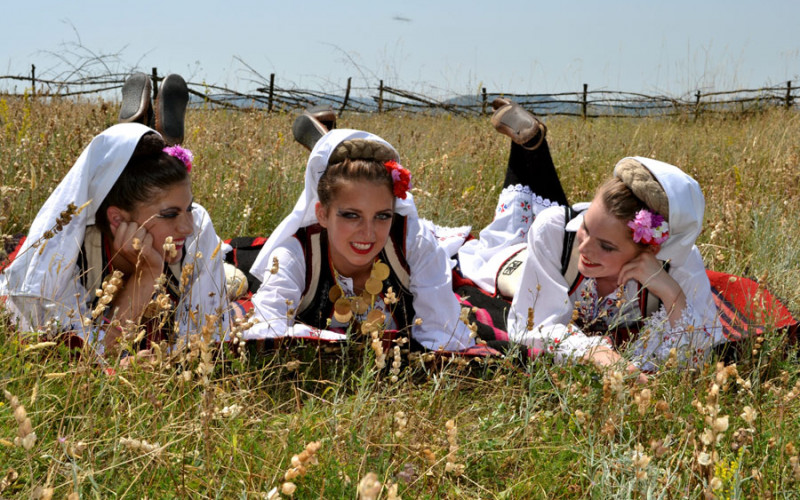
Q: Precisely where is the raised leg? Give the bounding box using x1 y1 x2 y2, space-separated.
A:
155 74 189 146
504 141 568 207
118 73 152 126
292 105 337 151
492 98 568 206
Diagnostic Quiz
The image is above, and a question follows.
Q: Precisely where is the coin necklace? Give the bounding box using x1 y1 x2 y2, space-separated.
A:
329 259 392 327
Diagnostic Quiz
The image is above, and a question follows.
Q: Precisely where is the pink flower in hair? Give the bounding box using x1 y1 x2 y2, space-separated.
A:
163 145 194 172
627 209 669 246
633 209 653 227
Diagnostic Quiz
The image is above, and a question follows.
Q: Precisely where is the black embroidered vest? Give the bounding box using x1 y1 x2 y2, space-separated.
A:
295 216 416 334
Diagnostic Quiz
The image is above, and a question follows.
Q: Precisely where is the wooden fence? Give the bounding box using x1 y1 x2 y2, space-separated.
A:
1 65 797 119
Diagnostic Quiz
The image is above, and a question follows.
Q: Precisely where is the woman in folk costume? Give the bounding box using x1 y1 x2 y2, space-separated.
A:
457 99 721 377
245 129 479 352
0 122 229 356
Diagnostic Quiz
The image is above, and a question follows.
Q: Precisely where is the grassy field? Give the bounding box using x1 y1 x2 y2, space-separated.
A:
1 95 800 499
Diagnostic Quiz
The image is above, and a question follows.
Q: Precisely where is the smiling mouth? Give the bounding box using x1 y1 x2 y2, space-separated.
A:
580 255 600 267
350 242 374 255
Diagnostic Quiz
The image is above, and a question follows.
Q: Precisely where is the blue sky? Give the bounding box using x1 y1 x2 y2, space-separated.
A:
4 0 799 98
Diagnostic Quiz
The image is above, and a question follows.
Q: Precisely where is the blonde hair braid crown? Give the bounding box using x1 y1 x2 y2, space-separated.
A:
614 158 670 221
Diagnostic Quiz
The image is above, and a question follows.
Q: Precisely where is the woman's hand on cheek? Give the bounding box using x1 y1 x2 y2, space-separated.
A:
111 221 164 276
617 251 663 287
618 249 686 325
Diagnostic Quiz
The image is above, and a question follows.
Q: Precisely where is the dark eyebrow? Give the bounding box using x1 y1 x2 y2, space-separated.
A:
160 198 194 213
582 219 618 249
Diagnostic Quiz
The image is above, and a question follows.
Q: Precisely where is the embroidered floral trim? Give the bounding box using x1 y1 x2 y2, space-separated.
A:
629 303 712 371
497 184 560 214
163 145 193 172
627 209 669 246
572 278 622 333
384 160 412 199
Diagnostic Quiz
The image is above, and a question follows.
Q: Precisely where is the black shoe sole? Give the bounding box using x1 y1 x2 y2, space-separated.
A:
292 113 328 151
119 73 152 124
156 74 189 145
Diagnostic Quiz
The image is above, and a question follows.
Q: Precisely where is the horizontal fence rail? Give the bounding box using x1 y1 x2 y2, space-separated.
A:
1 66 797 119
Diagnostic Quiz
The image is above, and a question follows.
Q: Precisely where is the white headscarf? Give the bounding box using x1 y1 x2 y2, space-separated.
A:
620 156 705 267
565 156 705 267
250 128 418 280
1 123 228 345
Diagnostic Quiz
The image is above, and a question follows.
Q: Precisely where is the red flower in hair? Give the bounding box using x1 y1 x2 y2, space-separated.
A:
384 160 412 199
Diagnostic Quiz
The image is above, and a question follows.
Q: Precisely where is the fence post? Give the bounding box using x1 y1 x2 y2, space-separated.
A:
341 77 351 114
30 64 36 97
481 87 487 115
582 83 588 119
378 80 384 113
268 73 275 113
786 81 793 109
151 67 159 101
694 90 701 120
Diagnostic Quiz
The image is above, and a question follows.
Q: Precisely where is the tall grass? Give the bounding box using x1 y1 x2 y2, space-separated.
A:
1 96 799 498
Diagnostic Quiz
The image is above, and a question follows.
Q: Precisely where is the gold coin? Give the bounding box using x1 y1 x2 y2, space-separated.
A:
367 309 386 325
350 296 369 315
365 277 384 296
372 262 390 281
328 286 342 302
334 298 351 315
333 310 353 323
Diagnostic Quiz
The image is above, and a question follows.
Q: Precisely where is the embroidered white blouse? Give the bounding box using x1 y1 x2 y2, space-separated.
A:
246 215 476 352
506 187 719 371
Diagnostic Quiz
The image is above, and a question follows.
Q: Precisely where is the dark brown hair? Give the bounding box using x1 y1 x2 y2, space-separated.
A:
95 132 189 234
317 139 398 207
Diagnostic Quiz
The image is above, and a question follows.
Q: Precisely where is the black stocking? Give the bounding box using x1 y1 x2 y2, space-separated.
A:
502 139 568 206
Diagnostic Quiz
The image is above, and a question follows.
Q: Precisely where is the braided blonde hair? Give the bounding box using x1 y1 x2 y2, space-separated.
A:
595 158 669 247
318 139 399 206
613 158 669 221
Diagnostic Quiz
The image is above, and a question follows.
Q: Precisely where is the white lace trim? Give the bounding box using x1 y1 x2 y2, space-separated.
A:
499 184 561 214
628 302 713 371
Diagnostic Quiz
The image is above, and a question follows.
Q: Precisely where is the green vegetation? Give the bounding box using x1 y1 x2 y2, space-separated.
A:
1 96 799 498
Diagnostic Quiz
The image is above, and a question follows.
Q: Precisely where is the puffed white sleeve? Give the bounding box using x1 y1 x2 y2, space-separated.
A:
173 203 230 342
1 279 91 343
404 217 476 351
245 238 306 340
626 247 719 371
507 207 610 363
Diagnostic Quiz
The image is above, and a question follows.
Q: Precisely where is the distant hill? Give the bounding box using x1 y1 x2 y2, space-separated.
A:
188 93 378 112
189 91 667 117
